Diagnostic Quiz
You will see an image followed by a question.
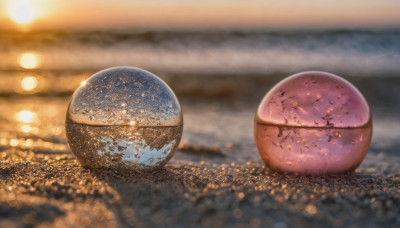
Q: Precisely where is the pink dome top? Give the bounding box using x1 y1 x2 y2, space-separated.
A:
257 71 370 128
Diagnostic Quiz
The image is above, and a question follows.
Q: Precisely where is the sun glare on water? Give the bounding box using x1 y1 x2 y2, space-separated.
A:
16 110 37 124
9 0 37 25
21 76 38 91
18 52 41 69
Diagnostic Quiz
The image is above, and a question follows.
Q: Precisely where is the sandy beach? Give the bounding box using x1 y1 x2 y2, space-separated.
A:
0 73 399 227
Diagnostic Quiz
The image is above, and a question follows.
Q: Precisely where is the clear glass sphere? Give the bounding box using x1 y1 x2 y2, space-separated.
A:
66 67 183 169
255 71 372 175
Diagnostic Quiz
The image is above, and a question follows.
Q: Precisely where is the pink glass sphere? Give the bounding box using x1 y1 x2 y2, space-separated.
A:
255 71 372 175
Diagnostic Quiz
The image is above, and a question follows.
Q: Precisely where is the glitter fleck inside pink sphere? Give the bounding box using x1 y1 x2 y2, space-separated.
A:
255 71 372 175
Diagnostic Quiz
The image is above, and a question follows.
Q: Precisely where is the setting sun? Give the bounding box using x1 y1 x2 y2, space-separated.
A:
9 0 36 24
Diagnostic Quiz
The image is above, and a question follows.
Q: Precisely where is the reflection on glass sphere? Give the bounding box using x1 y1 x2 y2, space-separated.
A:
66 67 183 169
255 71 372 175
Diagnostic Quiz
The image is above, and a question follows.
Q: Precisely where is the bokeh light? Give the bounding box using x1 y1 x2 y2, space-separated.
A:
21 76 38 91
9 139 19 147
18 52 41 69
21 124 33 133
16 110 37 124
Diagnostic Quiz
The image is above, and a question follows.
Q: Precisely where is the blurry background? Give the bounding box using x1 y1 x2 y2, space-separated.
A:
1 0 400 75
0 0 400 159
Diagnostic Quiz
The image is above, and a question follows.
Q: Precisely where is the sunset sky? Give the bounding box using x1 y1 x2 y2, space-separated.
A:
0 0 400 30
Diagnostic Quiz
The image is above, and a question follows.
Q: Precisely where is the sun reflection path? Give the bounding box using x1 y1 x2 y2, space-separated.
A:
18 52 41 69
16 110 37 124
21 76 38 91
14 110 40 134
21 124 33 133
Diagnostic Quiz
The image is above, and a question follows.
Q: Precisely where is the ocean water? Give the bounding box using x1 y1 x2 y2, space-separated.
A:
1 29 400 76
0 29 399 160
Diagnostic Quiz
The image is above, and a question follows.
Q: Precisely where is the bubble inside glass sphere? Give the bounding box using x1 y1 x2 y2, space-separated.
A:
66 67 183 169
255 71 372 175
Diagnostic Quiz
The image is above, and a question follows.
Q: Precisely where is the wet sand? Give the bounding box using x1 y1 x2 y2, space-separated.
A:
1 75 400 227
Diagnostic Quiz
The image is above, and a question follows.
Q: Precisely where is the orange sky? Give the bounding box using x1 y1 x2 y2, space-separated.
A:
1 0 400 30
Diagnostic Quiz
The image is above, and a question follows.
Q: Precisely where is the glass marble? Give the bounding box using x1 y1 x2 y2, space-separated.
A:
66 67 183 169
255 71 372 175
